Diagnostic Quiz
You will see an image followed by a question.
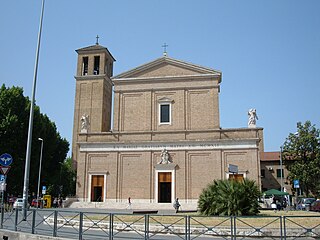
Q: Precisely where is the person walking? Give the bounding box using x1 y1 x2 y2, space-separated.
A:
126 197 132 209
59 197 63 208
173 198 181 213
53 197 58 208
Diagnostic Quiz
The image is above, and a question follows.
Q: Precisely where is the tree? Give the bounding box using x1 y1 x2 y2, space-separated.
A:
0 84 69 198
283 121 320 197
56 157 76 197
198 179 261 216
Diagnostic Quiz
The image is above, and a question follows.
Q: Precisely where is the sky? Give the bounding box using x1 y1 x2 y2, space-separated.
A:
1 0 320 155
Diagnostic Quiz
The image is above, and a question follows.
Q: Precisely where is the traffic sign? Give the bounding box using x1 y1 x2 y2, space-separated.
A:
0 166 11 175
42 186 46 194
228 164 238 174
0 182 6 191
0 175 6 183
0 153 13 166
294 179 300 188
0 174 6 191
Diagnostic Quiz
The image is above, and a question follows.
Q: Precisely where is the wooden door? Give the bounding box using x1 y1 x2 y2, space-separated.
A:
91 175 104 202
158 172 172 203
229 174 244 182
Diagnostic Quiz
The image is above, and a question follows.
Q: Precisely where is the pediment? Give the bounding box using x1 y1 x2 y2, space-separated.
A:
158 97 173 103
113 57 221 80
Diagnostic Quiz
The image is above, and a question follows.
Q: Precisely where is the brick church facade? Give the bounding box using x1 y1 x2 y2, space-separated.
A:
72 43 264 207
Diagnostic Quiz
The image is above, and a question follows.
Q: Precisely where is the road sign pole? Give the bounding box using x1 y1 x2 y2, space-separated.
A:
0 190 4 228
0 180 6 228
0 153 12 226
293 179 300 209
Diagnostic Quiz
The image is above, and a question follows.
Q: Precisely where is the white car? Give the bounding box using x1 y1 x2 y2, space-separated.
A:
13 198 30 209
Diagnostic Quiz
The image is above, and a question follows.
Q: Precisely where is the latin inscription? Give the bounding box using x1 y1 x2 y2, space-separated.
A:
80 140 257 152
110 143 220 150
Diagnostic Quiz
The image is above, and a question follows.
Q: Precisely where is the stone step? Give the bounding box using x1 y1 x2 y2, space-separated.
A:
69 201 198 212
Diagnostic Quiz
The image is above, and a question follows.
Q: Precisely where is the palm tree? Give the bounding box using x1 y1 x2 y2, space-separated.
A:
198 179 261 216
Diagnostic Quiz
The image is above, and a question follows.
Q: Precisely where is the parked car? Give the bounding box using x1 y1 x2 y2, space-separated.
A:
298 198 316 210
13 198 30 209
310 200 320 212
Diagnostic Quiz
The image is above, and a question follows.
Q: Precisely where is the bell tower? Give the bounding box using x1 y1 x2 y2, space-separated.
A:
72 41 115 160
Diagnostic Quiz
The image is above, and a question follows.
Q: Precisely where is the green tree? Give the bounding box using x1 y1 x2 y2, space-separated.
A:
198 179 261 216
58 157 76 197
0 84 69 197
283 121 320 196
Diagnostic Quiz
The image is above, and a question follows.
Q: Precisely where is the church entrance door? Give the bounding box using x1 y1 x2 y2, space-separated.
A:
229 174 244 182
158 172 172 203
91 175 104 202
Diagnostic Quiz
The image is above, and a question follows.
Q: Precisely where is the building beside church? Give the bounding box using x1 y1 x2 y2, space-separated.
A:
260 151 292 194
72 43 264 207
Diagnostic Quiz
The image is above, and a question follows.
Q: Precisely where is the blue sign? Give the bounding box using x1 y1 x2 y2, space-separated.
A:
294 179 300 188
0 153 13 166
0 175 6 182
42 186 46 191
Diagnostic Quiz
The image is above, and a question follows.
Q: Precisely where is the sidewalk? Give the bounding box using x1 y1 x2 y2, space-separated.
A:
69 201 198 213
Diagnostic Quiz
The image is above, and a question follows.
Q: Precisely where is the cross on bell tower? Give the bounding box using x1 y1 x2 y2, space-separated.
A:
96 35 99 45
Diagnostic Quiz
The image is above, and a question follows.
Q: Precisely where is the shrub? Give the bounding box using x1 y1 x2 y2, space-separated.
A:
198 179 261 216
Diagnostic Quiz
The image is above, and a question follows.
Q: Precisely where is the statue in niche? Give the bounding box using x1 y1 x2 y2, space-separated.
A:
248 108 258 127
159 149 171 164
80 114 89 132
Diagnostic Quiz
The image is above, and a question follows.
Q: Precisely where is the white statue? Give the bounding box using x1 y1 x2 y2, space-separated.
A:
159 149 171 164
248 108 258 127
80 114 89 132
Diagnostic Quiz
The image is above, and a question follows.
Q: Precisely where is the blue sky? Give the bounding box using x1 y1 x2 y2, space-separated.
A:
1 0 320 154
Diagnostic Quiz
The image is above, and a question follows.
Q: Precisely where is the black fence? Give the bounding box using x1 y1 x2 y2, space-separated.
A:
1 208 320 239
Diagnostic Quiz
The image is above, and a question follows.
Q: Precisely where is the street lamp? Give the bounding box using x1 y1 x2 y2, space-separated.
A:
280 145 283 192
22 0 45 220
36 138 44 208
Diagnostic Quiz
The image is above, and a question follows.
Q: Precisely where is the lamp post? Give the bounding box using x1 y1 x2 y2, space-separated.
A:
280 145 283 192
59 162 63 197
22 0 45 220
36 138 44 208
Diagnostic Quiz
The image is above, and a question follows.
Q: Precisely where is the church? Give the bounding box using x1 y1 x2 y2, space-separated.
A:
71 42 264 208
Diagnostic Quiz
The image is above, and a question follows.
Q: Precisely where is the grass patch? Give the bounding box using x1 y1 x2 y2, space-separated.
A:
60 210 320 229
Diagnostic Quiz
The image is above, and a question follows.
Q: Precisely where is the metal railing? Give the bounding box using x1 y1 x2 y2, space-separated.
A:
1 208 320 239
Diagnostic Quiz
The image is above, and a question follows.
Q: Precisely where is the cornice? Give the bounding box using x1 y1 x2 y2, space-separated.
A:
113 85 219 93
78 138 260 152
113 73 220 85
74 74 110 81
79 127 264 136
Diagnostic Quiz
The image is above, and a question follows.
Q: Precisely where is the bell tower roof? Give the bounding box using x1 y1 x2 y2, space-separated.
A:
76 44 116 62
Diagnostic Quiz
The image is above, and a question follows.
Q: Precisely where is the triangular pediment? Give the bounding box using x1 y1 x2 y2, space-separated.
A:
113 57 221 80
158 97 173 103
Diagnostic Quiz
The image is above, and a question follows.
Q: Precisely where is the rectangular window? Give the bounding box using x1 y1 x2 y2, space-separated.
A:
276 169 284 178
261 169 265 178
94 56 100 75
82 57 88 75
160 104 170 124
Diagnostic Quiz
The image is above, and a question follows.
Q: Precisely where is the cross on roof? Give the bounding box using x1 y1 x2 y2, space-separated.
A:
162 43 168 56
96 35 99 45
